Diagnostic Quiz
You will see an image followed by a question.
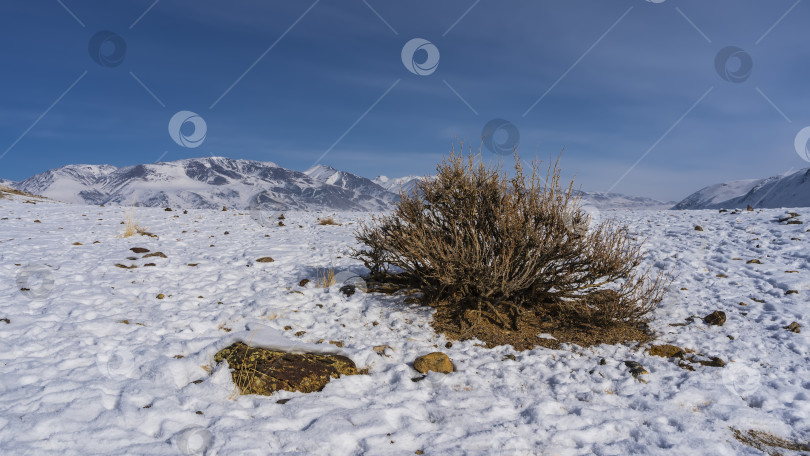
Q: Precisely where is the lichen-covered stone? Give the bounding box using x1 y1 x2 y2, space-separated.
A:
648 344 686 359
413 352 454 374
214 342 358 395
703 310 726 326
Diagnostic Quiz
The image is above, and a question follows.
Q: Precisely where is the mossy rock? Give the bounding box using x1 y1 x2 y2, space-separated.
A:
214 342 358 395
648 344 687 358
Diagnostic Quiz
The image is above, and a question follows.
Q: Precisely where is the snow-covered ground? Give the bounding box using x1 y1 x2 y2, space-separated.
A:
0 195 808 455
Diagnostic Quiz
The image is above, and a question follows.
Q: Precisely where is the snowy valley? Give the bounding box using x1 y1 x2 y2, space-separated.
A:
0 186 808 455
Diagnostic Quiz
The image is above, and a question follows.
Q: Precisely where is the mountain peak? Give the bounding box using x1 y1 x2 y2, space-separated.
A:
672 168 810 209
11 157 396 211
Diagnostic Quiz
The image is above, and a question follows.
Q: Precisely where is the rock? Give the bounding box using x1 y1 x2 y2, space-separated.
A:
785 322 801 333
703 311 726 326
787 220 803 225
143 252 167 258
698 356 726 367
1 318 9 324
786 290 799 295
299 279 310 287
339 284 356 297
130 247 150 254
719 209 728 213
694 225 704 231
678 362 695 371
164 207 172 211
373 345 393 357
413 352 454 374
648 344 686 359
746 259 762 264
222 206 227 211
156 293 165 299
256 257 275 263
746 205 754 211
214 342 359 395
624 361 648 378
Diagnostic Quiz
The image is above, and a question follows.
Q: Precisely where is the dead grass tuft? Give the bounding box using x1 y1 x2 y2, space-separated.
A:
315 267 336 288
120 207 156 238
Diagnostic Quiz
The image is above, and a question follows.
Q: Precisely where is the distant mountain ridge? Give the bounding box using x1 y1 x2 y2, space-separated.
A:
673 168 810 209
3 157 674 211
576 191 675 210
10 157 395 211
372 175 427 195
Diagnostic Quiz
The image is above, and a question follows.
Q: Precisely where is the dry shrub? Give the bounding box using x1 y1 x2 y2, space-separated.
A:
352 150 670 333
318 217 340 226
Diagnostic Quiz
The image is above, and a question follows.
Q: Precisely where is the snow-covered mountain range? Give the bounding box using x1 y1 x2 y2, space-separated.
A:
576 191 674 210
672 168 810 209
2 157 674 211
8 157 394 211
372 175 426 195
304 165 397 206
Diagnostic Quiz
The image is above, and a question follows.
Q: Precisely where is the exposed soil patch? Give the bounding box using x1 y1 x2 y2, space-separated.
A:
731 427 810 455
431 304 652 351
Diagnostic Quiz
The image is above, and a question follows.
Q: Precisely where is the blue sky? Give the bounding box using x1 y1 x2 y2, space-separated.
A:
1 0 808 201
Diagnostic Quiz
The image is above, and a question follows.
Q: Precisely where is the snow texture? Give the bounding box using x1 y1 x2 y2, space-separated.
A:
0 192 808 455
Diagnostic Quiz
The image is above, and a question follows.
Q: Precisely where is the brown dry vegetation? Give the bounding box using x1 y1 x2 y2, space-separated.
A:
318 217 340 226
315 267 336 288
0 185 46 200
731 428 810 455
120 207 156 238
353 150 670 348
